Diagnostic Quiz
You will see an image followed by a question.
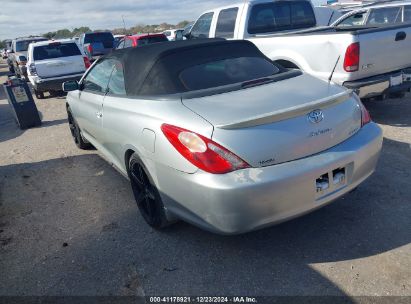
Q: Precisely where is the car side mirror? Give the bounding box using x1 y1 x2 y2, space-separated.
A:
62 80 79 92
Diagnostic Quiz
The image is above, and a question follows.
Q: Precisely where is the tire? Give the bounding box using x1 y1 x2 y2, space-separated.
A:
67 110 93 150
34 90 45 99
128 154 172 229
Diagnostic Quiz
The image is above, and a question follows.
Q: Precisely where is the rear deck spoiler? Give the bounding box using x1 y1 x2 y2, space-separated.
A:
216 90 353 130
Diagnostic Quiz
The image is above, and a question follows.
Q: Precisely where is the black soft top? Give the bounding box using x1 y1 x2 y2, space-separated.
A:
103 39 272 96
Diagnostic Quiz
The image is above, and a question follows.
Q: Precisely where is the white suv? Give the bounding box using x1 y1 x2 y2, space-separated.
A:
27 39 91 99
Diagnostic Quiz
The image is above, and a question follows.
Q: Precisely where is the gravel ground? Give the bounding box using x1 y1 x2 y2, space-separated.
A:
0 61 410 298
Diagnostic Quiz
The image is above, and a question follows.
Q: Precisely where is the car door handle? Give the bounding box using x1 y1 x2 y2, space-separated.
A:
395 31 406 41
96 111 103 118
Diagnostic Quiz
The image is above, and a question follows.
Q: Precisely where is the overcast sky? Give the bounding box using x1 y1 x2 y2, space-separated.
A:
0 0 325 40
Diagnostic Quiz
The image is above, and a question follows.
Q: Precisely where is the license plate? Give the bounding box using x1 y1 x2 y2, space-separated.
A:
390 74 403 87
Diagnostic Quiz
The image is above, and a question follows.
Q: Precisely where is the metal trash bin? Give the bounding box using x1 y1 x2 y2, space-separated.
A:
3 77 41 130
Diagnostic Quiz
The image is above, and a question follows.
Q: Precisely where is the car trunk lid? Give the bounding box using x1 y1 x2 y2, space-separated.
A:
182 74 362 167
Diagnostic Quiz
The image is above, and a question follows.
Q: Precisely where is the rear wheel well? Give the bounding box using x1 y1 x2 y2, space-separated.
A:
274 60 300 70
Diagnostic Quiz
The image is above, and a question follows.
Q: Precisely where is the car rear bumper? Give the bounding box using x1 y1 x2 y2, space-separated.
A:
156 122 383 235
344 68 411 98
31 74 83 91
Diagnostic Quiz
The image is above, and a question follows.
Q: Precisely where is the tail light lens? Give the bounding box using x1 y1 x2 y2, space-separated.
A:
29 63 37 75
83 57 91 69
344 42 360 72
359 100 371 126
161 124 250 174
87 44 93 54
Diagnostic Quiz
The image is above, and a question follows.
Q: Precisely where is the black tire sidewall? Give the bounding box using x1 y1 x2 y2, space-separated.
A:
128 155 169 229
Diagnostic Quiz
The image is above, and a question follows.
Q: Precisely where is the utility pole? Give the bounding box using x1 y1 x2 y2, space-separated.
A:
122 15 127 35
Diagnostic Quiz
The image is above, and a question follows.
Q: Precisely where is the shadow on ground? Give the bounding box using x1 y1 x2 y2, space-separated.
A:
0 133 410 297
0 103 67 143
364 95 411 127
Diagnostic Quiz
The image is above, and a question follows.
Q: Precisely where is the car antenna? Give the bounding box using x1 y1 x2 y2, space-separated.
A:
329 55 340 83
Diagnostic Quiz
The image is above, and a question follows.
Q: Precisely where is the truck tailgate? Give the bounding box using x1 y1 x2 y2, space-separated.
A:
356 24 411 79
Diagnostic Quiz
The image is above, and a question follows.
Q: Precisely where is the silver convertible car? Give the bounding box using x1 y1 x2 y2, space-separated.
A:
64 39 383 234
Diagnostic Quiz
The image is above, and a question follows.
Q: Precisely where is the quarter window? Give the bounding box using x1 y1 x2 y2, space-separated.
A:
216 8 239 39
248 1 316 34
367 7 402 25
82 59 115 93
190 12 214 39
108 61 126 95
337 12 367 27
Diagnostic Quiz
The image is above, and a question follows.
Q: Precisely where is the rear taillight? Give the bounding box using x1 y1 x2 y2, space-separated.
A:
83 57 91 69
29 63 37 75
359 101 371 126
344 42 360 72
161 124 250 174
87 44 93 54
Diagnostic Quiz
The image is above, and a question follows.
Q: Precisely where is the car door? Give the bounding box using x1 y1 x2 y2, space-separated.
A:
190 12 214 39
99 59 129 169
75 59 115 143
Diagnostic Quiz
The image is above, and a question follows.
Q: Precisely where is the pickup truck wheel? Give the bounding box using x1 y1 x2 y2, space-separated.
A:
128 155 173 229
34 90 45 99
67 110 93 150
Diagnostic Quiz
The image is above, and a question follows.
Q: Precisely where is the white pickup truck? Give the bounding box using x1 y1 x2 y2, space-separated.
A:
187 0 411 99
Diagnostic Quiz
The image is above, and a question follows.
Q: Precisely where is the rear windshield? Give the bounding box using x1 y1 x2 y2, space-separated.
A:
84 32 114 47
179 57 280 91
138 36 168 46
33 43 81 60
248 1 316 34
15 39 47 52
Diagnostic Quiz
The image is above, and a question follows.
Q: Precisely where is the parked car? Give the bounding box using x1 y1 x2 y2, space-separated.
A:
115 33 169 49
2 40 12 58
8 37 47 78
27 39 91 99
330 0 411 27
63 39 382 234
79 31 115 61
163 29 184 41
187 0 411 99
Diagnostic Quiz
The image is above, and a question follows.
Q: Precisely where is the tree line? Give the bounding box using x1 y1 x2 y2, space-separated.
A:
0 21 192 48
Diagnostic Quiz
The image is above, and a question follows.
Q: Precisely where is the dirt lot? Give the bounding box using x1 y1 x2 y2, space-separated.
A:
0 61 410 298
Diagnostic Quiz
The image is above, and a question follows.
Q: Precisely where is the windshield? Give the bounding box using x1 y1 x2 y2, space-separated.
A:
16 39 46 52
33 43 81 60
179 57 280 91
